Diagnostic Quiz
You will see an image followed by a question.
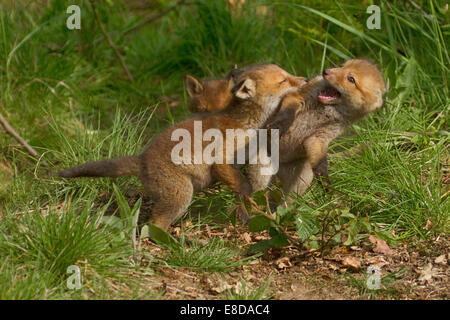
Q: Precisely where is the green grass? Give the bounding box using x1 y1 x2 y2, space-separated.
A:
163 237 252 272
0 0 448 299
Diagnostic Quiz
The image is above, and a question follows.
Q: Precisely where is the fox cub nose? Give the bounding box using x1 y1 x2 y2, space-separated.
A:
322 69 329 76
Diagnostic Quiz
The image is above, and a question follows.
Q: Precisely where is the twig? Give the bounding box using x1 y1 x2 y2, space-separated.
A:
246 196 276 222
93 0 188 45
89 0 134 81
0 111 49 167
319 210 336 256
264 192 272 215
247 196 302 247
122 0 188 36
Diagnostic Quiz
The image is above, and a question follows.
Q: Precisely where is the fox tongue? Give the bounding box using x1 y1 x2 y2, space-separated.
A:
318 87 340 102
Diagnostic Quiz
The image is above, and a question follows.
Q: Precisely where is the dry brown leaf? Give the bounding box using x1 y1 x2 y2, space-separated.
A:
342 256 361 271
434 254 447 265
417 263 438 282
205 225 212 238
368 235 394 256
423 219 433 230
275 257 292 270
328 263 339 271
365 255 390 268
233 281 243 294
172 227 181 238
242 232 252 244
208 278 233 294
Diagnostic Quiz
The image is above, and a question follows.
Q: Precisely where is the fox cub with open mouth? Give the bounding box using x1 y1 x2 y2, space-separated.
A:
250 59 386 200
185 60 386 201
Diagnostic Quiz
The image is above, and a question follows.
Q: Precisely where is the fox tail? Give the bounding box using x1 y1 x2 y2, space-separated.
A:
58 156 140 178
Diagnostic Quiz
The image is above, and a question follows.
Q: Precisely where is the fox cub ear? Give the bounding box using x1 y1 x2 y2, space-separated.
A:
185 75 204 97
233 78 256 99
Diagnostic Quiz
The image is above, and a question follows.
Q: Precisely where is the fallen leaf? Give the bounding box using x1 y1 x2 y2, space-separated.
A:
234 281 243 294
423 219 433 230
275 256 292 270
434 254 447 265
417 263 438 282
242 232 252 244
365 255 389 268
248 259 260 265
368 235 393 256
205 225 212 238
342 256 361 271
209 279 233 294
328 263 339 271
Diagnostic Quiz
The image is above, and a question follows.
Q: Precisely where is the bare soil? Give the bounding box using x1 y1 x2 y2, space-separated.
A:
137 223 449 300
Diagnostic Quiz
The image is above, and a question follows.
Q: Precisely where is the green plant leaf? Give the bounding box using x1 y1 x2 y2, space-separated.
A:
270 233 290 247
101 215 123 230
269 189 283 204
247 233 289 254
148 224 180 249
339 210 355 220
251 190 268 207
307 240 319 249
248 214 275 232
140 225 149 239
113 184 131 221
295 209 317 241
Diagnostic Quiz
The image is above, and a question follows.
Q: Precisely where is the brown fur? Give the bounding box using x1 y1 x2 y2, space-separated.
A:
185 75 234 113
58 64 303 231
184 68 328 184
185 65 245 113
250 59 386 199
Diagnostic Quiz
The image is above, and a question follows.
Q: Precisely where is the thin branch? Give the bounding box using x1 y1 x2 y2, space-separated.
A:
93 0 188 45
122 0 187 36
89 0 134 82
246 196 276 222
0 111 49 167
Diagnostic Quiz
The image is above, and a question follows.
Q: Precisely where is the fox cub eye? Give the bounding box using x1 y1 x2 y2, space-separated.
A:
279 79 287 84
347 76 356 84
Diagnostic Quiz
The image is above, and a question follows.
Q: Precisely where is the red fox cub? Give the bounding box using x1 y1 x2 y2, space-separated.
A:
185 65 247 113
250 59 386 199
59 64 304 231
185 74 234 113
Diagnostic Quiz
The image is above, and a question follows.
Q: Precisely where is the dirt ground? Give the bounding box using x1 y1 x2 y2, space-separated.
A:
138 223 449 300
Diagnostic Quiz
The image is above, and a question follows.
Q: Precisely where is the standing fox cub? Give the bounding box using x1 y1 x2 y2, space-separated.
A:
249 59 386 198
58 64 304 231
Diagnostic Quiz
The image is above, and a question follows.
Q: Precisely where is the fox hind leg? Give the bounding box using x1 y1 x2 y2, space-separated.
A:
277 159 314 205
146 177 194 232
